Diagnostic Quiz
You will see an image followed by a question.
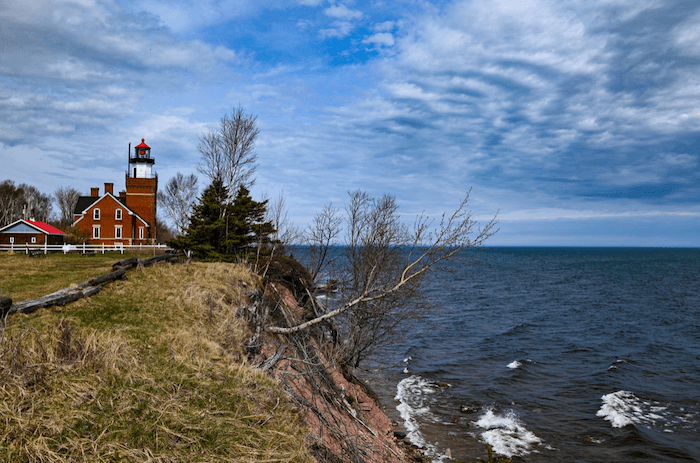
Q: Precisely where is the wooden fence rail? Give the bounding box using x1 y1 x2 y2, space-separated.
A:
0 243 170 255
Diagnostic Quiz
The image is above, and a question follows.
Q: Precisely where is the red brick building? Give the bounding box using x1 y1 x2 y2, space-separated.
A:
0 219 67 247
73 139 158 245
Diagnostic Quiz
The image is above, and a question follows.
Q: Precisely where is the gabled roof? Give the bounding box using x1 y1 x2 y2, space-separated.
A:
74 195 127 215
27 220 66 235
73 192 149 227
0 219 66 235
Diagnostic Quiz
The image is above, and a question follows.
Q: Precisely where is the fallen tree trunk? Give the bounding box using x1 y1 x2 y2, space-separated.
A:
140 253 178 267
113 256 138 270
84 267 127 286
8 286 102 315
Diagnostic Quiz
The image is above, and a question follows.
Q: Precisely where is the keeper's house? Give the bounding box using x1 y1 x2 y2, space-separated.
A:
72 138 158 245
0 220 67 246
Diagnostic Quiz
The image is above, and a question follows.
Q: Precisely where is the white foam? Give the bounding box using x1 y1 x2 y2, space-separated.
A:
403 356 412 363
474 408 542 457
403 367 410 374
597 391 641 428
507 360 521 369
596 390 686 429
395 375 445 462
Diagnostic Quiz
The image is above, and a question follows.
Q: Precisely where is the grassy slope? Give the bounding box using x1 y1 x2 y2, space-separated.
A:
0 255 313 463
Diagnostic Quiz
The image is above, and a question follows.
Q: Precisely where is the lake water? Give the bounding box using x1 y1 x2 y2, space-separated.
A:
358 247 700 462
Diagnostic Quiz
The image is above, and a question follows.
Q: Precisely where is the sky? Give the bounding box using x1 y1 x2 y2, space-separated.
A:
1 0 699 246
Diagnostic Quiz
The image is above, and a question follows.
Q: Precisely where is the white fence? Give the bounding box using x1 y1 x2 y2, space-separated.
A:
0 243 170 255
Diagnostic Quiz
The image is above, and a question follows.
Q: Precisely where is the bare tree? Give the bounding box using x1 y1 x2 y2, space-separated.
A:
197 106 259 206
265 190 302 246
19 184 52 222
54 186 81 227
267 189 499 368
305 202 343 282
157 172 199 236
0 181 52 226
0 180 23 227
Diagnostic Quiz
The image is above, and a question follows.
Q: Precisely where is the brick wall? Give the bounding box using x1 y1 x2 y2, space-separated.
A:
125 177 157 242
74 196 149 245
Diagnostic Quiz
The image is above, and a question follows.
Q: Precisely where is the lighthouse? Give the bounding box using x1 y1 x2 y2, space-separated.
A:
125 138 158 243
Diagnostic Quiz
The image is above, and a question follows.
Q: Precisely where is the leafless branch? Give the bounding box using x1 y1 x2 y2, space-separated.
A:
196 105 259 205
157 172 199 236
267 189 498 367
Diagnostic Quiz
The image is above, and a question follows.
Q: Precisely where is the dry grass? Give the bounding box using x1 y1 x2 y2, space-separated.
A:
0 261 313 463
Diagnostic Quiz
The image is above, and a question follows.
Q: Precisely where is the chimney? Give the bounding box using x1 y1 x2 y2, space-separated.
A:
104 182 114 195
119 190 126 198
91 187 99 197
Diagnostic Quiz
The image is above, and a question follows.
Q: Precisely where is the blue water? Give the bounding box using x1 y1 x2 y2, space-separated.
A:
360 247 700 462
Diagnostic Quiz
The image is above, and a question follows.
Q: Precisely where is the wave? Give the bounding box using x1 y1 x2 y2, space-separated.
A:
597 390 698 431
474 408 542 457
507 358 533 369
395 375 450 462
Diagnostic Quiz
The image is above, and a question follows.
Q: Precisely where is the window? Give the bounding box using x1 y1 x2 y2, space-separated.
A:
93 226 100 239
139 227 144 240
115 226 122 239
93 208 100 220
9 236 14 244
115 209 122 220
31 237 37 244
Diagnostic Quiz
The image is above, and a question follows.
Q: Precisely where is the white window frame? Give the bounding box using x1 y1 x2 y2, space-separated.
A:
93 208 100 220
31 236 37 244
115 208 122 220
9 236 14 244
93 226 100 239
115 225 122 239
139 227 144 240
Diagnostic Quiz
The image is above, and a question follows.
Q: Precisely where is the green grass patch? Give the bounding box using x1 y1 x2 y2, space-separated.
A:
0 251 159 302
0 260 313 463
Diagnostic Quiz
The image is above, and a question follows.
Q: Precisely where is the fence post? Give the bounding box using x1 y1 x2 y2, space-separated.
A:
102 243 105 254
26 243 29 255
44 239 47 254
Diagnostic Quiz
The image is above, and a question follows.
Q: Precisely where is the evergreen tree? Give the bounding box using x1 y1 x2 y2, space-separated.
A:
225 186 276 252
169 179 275 260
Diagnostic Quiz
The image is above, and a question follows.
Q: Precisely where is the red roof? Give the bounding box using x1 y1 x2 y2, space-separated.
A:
26 220 66 235
135 138 150 149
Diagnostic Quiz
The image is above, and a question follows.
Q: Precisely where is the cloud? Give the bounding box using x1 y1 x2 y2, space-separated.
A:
339 0 700 206
1 0 698 245
324 4 363 20
319 21 357 39
0 0 239 151
362 32 395 47
373 20 396 32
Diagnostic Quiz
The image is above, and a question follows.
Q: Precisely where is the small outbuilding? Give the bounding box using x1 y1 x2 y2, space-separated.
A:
0 220 67 247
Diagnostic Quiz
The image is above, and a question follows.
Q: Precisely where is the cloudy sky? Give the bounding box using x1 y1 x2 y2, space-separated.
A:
1 0 699 246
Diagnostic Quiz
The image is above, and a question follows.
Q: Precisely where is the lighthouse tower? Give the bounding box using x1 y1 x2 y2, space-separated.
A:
125 138 158 243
